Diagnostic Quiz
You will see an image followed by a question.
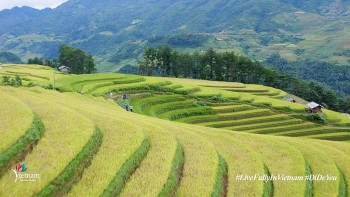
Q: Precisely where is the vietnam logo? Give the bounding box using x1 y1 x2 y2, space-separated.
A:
12 163 40 182
16 163 27 172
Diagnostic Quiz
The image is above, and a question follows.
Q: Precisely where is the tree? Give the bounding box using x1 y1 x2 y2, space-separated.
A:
140 47 158 76
170 50 180 77
158 45 172 76
2 76 10 85
323 89 339 110
222 52 236 81
59 45 96 74
343 96 350 113
84 55 96 74
47 58 60 68
203 64 211 80
27 57 43 65
192 51 202 79
181 53 193 78
203 48 217 80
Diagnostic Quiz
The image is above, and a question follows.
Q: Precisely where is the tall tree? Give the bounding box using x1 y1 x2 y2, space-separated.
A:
203 48 217 80
140 47 158 76
59 45 96 74
158 45 173 76
343 96 350 113
322 89 339 110
192 51 202 79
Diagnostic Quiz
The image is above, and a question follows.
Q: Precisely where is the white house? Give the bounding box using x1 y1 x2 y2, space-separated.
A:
58 66 69 73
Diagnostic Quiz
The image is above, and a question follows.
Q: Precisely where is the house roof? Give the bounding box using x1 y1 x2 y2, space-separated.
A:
59 66 69 70
307 102 322 109
282 97 294 102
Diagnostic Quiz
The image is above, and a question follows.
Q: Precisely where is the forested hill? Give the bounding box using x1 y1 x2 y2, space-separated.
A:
0 0 349 71
265 54 350 97
132 46 350 113
0 6 52 31
0 51 22 64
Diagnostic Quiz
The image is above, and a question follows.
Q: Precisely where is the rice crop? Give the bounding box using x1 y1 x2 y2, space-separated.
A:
0 92 33 153
0 87 94 196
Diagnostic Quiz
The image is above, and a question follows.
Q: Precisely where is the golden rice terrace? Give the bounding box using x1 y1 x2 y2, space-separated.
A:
0 64 349 196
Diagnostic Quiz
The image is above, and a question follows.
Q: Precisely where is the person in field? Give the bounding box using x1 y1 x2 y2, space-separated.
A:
122 93 127 101
130 105 133 112
125 103 129 111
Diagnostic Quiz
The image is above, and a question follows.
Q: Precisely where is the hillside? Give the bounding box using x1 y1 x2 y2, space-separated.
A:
0 6 52 30
265 54 350 97
0 51 22 63
1 64 350 134
0 0 349 71
0 64 350 196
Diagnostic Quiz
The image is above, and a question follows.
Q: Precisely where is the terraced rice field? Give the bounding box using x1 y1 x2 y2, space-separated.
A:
0 92 33 153
129 94 350 141
0 64 64 87
165 77 288 99
0 87 96 196
1 64 350 196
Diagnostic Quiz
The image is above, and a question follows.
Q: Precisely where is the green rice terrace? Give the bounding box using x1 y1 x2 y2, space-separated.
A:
1 64 350 196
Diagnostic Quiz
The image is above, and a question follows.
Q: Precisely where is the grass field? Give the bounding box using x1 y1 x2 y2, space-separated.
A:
0 64 349 196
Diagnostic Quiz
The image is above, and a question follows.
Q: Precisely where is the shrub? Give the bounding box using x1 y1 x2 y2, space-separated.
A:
15 75 22 86
300 113 327 124
212 94 228 103
194 101 212 107
28 82 35 87
2 76 10 85
43 84 54 90
1 75 22 87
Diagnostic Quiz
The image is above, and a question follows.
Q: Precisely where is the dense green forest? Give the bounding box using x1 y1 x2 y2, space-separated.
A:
134 46 350 113
58 45 96 74
27 45 96 74
265 54 350 97
0 51 22 64
148 34 210 48
27 57 58 66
